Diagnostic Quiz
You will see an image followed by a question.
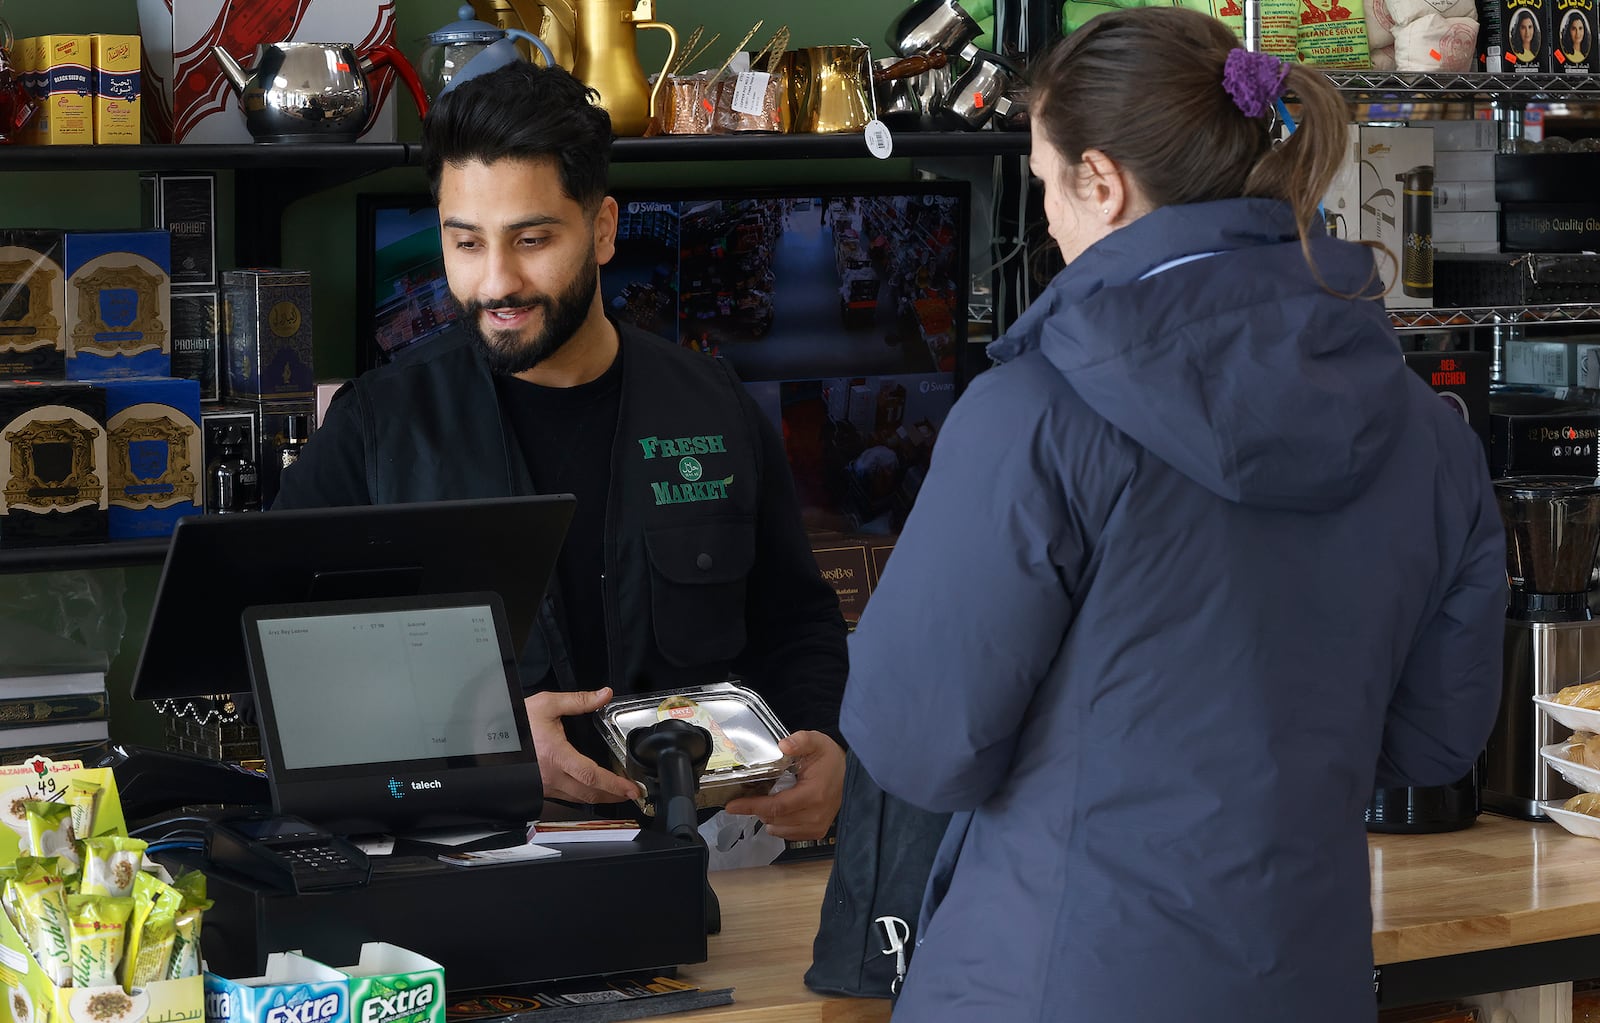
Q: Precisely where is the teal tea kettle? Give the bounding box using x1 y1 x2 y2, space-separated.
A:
421 4 556 99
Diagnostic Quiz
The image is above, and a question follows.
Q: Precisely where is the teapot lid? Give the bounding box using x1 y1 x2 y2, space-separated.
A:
425 4 504 45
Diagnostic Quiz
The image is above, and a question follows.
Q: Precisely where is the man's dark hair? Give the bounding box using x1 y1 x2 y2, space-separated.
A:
422 61 613 210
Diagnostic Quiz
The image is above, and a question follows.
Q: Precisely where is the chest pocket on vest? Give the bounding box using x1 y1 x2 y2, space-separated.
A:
644 520 756 667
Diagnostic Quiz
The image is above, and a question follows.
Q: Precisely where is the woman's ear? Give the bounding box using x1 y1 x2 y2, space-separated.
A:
1079 148 1140 225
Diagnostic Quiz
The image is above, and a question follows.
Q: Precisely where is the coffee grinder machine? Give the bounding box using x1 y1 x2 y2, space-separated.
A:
1482 475 1600 819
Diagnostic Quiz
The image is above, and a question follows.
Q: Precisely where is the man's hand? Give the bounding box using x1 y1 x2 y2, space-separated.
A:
525 688 642 805
723 730 845 841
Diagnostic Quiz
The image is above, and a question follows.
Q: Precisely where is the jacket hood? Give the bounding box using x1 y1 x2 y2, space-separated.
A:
990 198 1411 512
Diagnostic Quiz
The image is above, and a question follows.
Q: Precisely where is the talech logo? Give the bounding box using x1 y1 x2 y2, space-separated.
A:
387 778 404 799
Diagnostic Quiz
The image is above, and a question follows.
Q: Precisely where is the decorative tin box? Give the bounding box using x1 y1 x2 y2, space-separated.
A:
63 230 172 380
223 269 314 401
0 380 107 547
91 377 202 538
0 230 65 379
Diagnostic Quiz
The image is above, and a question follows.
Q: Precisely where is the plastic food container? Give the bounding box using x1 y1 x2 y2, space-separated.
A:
597 682 794 814
1540 742 1600 793
1532 694 1600 734
1541 800 1600 840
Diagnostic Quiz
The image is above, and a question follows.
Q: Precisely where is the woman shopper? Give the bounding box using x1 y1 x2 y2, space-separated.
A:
839 9 1504 1021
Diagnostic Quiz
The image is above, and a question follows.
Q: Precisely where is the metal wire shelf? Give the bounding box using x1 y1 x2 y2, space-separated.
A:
1327 71 1600 101
1390 302 1600 331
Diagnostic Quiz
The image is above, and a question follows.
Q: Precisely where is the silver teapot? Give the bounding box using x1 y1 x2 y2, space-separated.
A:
212 41 431 143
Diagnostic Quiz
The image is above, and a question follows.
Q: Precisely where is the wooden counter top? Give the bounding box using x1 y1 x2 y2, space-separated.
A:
1371 814 1600 966
655 816 1600 1016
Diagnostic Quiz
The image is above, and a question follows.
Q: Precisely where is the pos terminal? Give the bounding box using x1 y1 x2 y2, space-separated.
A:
128 497 708 990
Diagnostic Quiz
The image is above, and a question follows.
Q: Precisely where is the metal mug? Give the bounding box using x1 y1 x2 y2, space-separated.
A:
935 45 1021 130
889 0 983 58
874 57 923 128
795 45 874 134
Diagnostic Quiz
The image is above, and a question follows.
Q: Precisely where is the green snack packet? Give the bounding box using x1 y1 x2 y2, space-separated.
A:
14 861 72 986
122 873 183 989
165 872 211 981
23 801 77 869
81 837 149 899
64 778 103 842
65 893 134 989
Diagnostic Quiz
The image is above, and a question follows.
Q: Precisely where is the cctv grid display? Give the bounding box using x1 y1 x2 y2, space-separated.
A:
360 183 970 536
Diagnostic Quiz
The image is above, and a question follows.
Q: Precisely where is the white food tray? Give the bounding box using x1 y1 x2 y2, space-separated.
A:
1540 742 1600 793
1541 800 1600 839
1533 694 1600 734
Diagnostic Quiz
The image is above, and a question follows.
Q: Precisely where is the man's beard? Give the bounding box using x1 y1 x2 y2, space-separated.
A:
455 253 599 376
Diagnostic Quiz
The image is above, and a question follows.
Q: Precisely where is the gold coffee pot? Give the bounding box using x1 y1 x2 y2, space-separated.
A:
470 0 576 69
795 45 874 134
547 0 678 136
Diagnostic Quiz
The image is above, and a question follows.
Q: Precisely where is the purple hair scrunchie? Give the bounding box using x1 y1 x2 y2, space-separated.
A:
1221 48 1289 119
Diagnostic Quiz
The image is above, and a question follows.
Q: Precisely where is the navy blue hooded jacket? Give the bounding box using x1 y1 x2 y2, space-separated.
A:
840 198 1505 1022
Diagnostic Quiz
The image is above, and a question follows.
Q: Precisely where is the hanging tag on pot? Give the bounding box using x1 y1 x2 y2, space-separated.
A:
865 119 894 159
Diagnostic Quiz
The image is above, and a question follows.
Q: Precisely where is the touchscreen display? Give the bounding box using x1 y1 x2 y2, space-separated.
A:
253 605 521 770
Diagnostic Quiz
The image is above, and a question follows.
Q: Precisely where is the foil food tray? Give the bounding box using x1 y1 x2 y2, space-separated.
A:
597 682 793 813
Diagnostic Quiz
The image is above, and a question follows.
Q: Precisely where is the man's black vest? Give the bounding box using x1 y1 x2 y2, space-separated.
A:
338 323 765 697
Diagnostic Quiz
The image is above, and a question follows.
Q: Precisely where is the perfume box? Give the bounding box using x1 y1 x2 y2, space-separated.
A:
171 289 221 401
254 398 316 510
201 405 258 513
0 230 66 379
1502 0 1553 70
1323 124 1436 309
1402 350 1491 454
90 34 140 144
142 173 216 286
90 376 202 538
0 380 107 547
63 229 172 379
223 269 314 401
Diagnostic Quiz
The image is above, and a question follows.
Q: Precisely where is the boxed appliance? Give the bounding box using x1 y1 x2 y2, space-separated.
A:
222 269 314 402
142 173 216 287
0 380 107 547
1489 392 1600 477
90 34 140 144
1433 180 1500 214
134 0 400 144
1434 253 1600 306
63 230 172 380
0 230 66 379
171 290 221 402
92 376 203 538
1324 124 1436 309
1402 350 1491 452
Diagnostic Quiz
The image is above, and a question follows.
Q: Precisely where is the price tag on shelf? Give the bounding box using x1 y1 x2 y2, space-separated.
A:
865 119 894 160
731 72 772 117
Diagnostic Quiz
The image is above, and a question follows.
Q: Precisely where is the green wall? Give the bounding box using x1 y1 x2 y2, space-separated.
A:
1 0 928 748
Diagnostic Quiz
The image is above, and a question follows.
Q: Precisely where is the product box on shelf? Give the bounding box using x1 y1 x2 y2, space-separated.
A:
0 762 206 1023
1402 349 1491 453
1323 124 1436 310
0 230 66 379
868 540 896 585
1554 0 1595 73
23 35 92 146
1434 211 1499 244
222 269 314 402
1502 0 1552 70
63 231 172 380
134 0 401 144
340 944 445 1023
1434 180 1500 214
90 34 140 145
0 380 107 547
1504 339 1577 386
91 377 202 539
199 405 258 514
810 540 873 626
254 400 314 510
171 291 220 402
206 945 443 1023
141 174 216 288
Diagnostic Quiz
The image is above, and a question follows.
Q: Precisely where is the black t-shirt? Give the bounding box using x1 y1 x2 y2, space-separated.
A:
494 347 623 691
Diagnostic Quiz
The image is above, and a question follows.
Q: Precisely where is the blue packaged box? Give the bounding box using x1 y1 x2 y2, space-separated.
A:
92 376 202 538
64 229 172 380
223 268 314 401
206 953 351 1023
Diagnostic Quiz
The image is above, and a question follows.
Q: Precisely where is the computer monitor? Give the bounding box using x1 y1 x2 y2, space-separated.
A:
131 495 576 703
241 591 540 834
355 182 971 536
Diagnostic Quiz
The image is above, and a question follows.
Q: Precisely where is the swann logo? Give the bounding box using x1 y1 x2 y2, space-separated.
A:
919 379 954 395
361 985 437 1023
387 778 404 799
411 780 443 790
627 202 674 214
679 456 703 482
266 995 342 1023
